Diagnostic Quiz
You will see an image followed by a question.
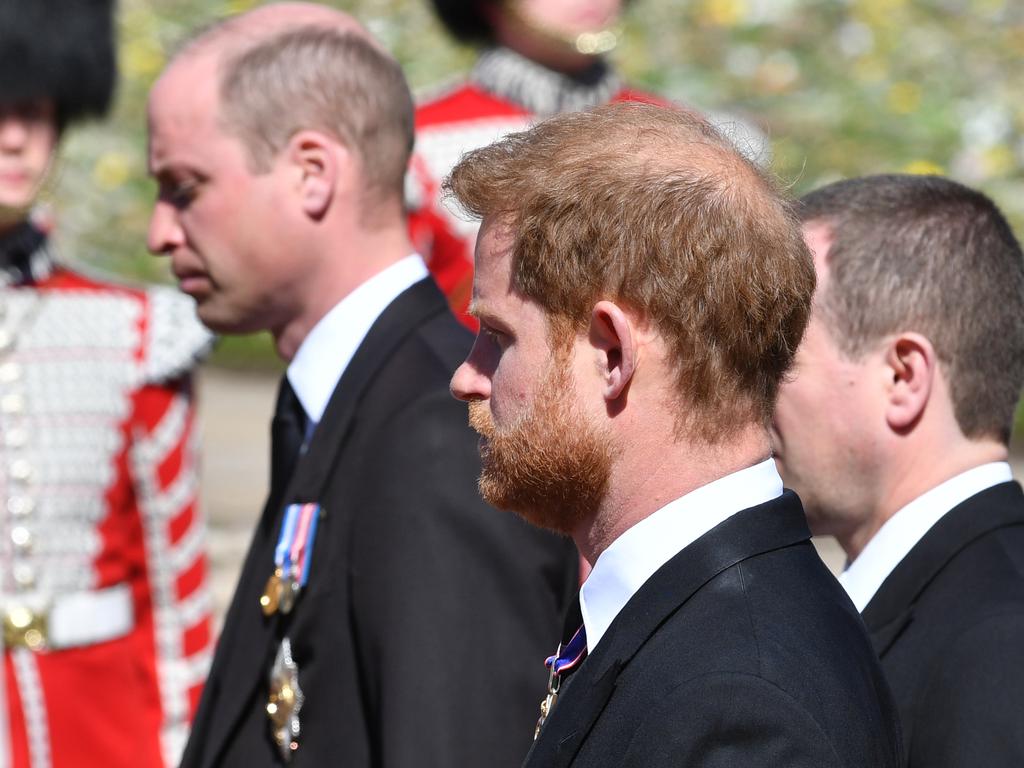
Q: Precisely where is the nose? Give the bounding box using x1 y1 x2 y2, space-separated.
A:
0 115 29 152
450 354 491 403
147 200 185 255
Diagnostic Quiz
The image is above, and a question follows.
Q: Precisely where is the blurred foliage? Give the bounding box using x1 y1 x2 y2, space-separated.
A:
45 0 1024 368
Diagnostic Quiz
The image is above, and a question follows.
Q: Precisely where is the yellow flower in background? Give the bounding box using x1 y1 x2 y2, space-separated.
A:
122 37 165 80
975 0 1008 14
853 55 887 83
887 81 922 114
1008 25 1024 56
856 0 908 26
982 145 1017 177
698 0 747 27
756 51 800 93
93 152 133 191
225 0 259 14
903 160 945 176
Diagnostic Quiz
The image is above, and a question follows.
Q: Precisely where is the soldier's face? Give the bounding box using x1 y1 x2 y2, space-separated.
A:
0 99 57 228
514 0 622 36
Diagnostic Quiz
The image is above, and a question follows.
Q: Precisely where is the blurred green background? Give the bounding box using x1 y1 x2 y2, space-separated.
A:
45 0 1024 368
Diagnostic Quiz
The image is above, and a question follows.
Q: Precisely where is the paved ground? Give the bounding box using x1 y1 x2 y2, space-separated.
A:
196 366 1016 628
197 367 278 629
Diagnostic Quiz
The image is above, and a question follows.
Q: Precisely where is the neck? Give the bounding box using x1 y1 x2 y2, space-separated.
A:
574 421 773 564
272 219 414 362
0 211 30 240
839 436 1008 560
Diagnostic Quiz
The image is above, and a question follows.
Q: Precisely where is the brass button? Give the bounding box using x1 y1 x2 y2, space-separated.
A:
0 361 20 383
11 526 32 551
3 606 47 650
3 427 27 449
13 564 35 589
1 393 25 414
9 459 32 482
7 497 34 517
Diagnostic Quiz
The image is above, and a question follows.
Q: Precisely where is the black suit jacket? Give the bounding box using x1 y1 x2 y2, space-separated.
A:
862 481 1024 767
526 492 903 768
182 278 577 768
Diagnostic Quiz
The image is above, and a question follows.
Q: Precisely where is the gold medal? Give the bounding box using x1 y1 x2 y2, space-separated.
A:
260 568 284 616
267 637 304 761
534 688 558 740
279 572 299 614
534 649 562 740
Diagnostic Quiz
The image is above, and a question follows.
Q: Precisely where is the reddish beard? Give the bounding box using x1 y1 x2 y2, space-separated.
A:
466 365 612 535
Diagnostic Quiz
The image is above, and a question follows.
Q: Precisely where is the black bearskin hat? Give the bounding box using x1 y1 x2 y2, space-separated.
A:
430 0 494 44
0 0 118 126
430 0 632 45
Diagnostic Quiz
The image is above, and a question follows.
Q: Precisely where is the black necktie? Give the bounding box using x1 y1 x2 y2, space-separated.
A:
270 377 306 497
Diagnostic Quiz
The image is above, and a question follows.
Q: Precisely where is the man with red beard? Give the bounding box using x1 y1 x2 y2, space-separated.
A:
448 102 903 767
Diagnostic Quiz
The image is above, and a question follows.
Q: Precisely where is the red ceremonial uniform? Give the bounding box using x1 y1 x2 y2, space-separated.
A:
0 226 213 768
408 47 668 328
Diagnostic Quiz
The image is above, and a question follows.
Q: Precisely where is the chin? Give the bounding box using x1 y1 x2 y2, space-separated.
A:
194 304 259 336
0 199 32 226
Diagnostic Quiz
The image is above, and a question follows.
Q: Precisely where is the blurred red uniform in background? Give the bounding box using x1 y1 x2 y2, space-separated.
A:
0 2 213 765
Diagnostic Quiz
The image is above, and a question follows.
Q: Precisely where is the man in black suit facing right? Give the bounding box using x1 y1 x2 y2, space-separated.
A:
147 4 576 766
774 174 1024 766
448 102 902 767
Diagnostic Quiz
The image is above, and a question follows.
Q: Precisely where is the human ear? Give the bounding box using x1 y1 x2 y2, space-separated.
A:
884 333 935 432
286 130 339 220
589 300 637 403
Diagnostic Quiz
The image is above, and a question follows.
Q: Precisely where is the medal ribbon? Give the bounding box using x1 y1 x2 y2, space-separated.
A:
289 503 320 587
545 624 588 676
275 504 302 573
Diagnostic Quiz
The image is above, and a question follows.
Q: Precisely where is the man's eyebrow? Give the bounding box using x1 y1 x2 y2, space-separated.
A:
468 301 504 325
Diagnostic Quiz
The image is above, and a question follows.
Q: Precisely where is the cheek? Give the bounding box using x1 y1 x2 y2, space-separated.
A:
489 360 532 421
29 131 57 172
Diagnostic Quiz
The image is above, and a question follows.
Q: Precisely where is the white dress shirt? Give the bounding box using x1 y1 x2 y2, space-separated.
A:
579 459 784 652
286 255 429 426
839 461 1013 612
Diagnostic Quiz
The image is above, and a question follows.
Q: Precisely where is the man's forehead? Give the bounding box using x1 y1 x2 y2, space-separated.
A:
147 55 226 171
151 51 218 117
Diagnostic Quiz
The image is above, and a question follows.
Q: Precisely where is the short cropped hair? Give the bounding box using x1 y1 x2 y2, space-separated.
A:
800 174 1024 444
446 102 815 442
217 25 414 210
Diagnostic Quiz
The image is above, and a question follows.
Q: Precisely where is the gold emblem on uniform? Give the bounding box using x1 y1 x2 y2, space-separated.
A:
260 567 284 616
535 655 561 739
267 637 304 761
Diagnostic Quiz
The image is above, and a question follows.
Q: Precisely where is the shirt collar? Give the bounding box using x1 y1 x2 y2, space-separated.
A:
579 458 783 652
0 221 54 287
286 255 428 424
839 461 1013 612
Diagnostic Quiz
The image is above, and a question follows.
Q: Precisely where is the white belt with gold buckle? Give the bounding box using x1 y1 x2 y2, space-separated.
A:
2 583 135 651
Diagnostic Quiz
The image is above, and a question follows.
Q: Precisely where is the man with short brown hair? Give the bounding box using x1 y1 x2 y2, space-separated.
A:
774 173 1024 767
148 5 576 767
449 102 902 767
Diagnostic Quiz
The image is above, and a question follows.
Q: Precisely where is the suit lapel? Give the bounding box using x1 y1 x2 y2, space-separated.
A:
280 278 450 505
863 481 1024 655
198 278 451 768
526 492 811 768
